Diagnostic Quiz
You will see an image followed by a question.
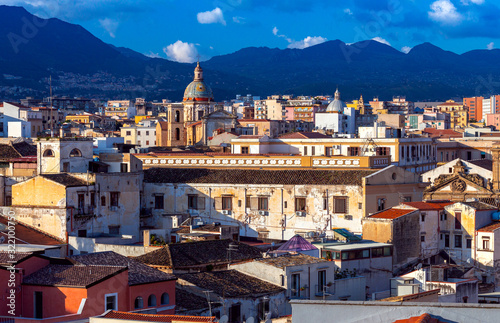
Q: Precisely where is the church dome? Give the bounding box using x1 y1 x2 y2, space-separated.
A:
183 62 214 102
326 88 346 113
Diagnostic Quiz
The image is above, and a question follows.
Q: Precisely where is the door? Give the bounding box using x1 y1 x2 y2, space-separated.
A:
34 291 43 319
229 303 241 323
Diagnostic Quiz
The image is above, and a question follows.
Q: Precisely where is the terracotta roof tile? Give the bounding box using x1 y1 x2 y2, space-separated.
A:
402 201 452 211
23 264 127 287
279 131 331 139
0 216 64 245
393 313 444 323
135 239 262 269
178 270 285 298
41 174 91 187
70 251 176 285
478 221 500 232
422 128 462 138
103 311 215 322
144 168 376 186
0 251 35 265
369 208 416 220
175 287 220 313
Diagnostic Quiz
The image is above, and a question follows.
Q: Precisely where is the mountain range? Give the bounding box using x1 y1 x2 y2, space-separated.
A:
1 5 500 102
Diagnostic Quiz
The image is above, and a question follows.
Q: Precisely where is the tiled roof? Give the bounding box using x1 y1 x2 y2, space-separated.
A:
468 159 493 171
0 141 35 160
178 270 285 298
257 253 327 268
135 239 262 269
422 128 462 138
102 311 215 322
0 251 34 265
23 264 127 287
144 168 376 186
478 221 500 232
369 208 416 220
41 174 90 187
69 251 176 285
402 201 452 211
279 131 331 139
461 201 497 211
175 287 220 313
393 313 445 323
0 216 64 245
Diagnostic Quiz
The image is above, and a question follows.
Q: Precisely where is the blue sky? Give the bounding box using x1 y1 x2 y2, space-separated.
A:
4 0 500 62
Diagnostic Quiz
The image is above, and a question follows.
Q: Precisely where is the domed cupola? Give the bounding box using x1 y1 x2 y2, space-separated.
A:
326 88 347 113
183 61 214 102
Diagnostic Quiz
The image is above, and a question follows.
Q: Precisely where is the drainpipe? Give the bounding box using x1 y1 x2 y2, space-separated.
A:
281 188 284 240
209 187 212 221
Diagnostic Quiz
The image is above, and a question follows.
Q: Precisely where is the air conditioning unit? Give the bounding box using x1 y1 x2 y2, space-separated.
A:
259 211 269 216
296 211 306 217
222 210 232 215
344 214 353 220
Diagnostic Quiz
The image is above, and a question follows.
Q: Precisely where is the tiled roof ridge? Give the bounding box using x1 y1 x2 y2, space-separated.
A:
1 215 65 244
104 310 216 322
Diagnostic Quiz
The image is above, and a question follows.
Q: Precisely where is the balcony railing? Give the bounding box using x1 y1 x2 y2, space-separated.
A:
315 284 333 297
74 206 95 216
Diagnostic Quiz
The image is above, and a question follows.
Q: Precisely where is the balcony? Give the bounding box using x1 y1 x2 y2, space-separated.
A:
74 206 95 217
315 284 333 297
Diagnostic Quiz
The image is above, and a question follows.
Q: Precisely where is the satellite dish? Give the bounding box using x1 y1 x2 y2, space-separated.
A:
246 317 255 323
219 315 228 323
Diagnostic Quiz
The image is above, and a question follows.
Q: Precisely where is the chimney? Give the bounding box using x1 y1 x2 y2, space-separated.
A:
492 143 500 192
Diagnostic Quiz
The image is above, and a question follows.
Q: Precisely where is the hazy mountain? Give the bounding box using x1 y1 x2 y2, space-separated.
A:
1 5 500 101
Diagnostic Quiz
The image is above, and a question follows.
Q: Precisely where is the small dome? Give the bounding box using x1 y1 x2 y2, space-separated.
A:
183 62 214 102
326 88 346 113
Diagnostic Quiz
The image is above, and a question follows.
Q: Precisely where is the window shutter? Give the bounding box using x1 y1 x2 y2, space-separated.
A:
197 197 205 210
215 197 222 210
250 197 259 210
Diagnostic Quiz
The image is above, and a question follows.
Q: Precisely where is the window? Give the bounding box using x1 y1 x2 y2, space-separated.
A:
466 238 472 249
467 151 472 160
108 226 120 235
110 192 120 207
403 196 412 202
161 293 169 305
444 234 450 248
175 110 180 122
258 197 268 211
120 163 128 173
284 201 288 209
455 235 462 248
348 147 360 156
421 213 426 222
311 146 316 155
295 197 306 211
241 147 249 154
483 238 490 250
43 149 54 157
138 131 141 135
358 203 362 210
154 195 164 209
105 293 117 311
146 140 149 145
334 197 347 213
134 296 143 309
421 235 425 242
291 273 300 297
148 294 157 307
101 196 106 206
90 192 96 207
304 146 307 155
188 195 205 210
318 270 326 293
455 212 461 230
175 128 180 141
126 131 131 136
146 131 149 136
222 196 232 210
376 147 390 156
69 148 82 157
440 212 447 221
377 198 386 211
257 299 270 322
78 193 85 210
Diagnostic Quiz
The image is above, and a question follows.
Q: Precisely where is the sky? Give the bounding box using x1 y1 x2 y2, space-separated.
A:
3 0 500 63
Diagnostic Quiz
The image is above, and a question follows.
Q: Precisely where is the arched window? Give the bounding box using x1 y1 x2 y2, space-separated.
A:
43 149 54 157
101 196 106 206
134 296 143 309
175 110 180 123
69 148 82 157
161 292 169 305
148 294 157 307
175 128 180 141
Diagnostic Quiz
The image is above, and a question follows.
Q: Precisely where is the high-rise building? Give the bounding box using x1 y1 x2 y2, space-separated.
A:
463 96 483 122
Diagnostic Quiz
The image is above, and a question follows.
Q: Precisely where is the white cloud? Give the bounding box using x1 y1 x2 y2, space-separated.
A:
401 46 412 54
98 18 119 38
197 7 226 25
461 0 484 5
344 8 353 15
163 40 198 63
372 37 391 46
288 36 327 49
272 26 279 36
232 16 245 24
428 0 463 25
487 42 495 50
145 51 161 58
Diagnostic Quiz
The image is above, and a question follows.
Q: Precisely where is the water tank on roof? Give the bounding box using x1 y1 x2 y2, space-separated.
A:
492 211 500 221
